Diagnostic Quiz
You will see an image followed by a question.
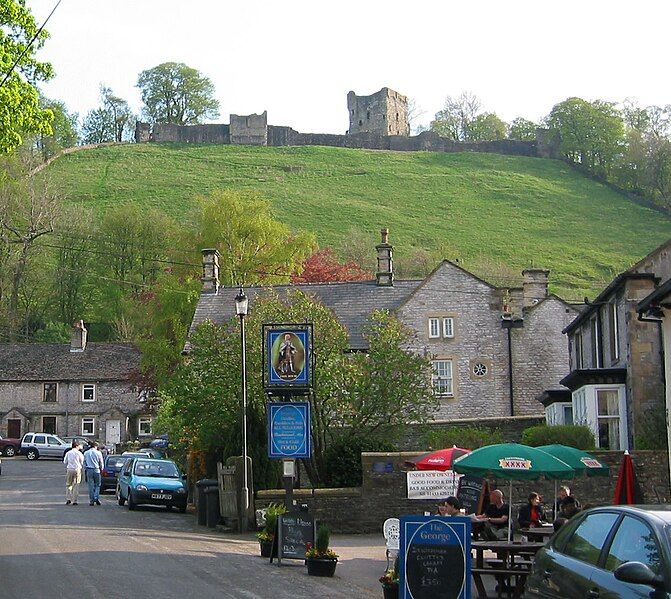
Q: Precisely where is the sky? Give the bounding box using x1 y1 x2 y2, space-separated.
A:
25 0 671 135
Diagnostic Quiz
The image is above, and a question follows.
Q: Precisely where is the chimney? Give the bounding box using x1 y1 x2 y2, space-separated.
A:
70 320 87 352
375 228 394 286
522 268 550 308
201 249 220 294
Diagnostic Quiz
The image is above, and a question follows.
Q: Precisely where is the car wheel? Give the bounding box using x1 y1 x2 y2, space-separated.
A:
117 486 125 506
4 446 16 457
26 449 38 460
127 490 135 511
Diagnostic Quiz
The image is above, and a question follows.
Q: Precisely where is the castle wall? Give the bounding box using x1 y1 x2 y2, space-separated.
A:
230 112 267 145
151 123 230 144
347 87 410 136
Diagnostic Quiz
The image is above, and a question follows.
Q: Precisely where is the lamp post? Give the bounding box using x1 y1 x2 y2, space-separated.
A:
235 286 249 532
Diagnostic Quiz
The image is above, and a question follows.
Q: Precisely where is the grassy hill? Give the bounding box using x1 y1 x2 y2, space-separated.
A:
44 143 671 300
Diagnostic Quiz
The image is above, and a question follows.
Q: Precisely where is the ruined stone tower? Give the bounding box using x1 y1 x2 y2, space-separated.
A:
347 87 410 136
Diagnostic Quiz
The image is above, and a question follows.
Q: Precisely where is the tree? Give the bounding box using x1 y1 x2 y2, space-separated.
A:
0 0 54 153
508 117 538 141
81 107 115 144
467 112 508 142
430 92 481 141
291 248 371 283
196 190 314 286
137 62 220 125
81 85 133 144
32 97 78 160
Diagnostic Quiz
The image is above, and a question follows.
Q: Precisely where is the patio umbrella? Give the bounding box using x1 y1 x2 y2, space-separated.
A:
537 444 610 518
405 445 471 471
613 450 643 505
453 443 574 541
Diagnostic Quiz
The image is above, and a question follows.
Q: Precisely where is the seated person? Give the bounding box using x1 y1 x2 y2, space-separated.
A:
559 495 580 519
476 489 509 540
518 492 547 528
437 496 461 516
556 485 580 513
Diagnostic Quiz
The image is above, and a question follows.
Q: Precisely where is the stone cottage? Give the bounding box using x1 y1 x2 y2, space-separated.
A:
189 230 577 420
0 321 151 446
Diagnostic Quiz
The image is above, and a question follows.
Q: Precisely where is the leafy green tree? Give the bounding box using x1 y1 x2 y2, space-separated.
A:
81 85 133 144
81 107 115 144
508 117 538 141
137 62 220 125
33 97 78 160
430 91 481 141
467 112 507 141
0 0 54 153
196 190 315 286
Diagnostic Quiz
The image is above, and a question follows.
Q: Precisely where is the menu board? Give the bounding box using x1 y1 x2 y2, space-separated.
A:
456 475 489 515
273 512 316 564
400 516 471 599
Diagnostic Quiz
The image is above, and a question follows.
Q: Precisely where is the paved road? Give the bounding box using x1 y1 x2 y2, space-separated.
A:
0 458 380 599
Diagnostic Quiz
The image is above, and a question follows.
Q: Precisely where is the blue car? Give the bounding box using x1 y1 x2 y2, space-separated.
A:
116 458 188 512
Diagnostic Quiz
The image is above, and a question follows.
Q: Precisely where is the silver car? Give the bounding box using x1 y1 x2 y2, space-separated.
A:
21 432 69 460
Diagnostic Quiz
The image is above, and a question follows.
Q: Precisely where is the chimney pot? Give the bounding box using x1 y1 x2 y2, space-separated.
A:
201 249 221 294
70 320 87 352
375 228 393 286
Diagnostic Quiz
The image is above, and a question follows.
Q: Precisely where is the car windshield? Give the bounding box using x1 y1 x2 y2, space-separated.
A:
133 460 180 478
106 456 128 468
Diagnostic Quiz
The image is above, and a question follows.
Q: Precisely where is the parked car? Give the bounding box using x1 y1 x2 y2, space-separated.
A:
101 455 130 492
122 451 149 459
20 433 69 460
526 505 671 598
0 434 21 457
116 458 187 512
138 448 164 459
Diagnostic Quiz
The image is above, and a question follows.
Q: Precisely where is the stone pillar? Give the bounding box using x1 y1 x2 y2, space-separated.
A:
376 228 394 287
201 249 220 294
135 122 151 143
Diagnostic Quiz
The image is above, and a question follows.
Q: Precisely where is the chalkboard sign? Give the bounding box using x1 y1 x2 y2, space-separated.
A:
456 475 489 515
400 516 471 599
272 512 316 565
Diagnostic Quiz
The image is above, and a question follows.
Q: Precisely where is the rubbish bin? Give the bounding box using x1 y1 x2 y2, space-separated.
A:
204 486 220 528
196 479 218 526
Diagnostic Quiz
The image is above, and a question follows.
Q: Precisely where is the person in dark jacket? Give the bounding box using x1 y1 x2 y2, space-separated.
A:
518 492 547 528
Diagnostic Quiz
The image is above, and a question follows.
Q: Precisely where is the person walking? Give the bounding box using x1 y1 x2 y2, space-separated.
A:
63 440 84 505
83 440 105 506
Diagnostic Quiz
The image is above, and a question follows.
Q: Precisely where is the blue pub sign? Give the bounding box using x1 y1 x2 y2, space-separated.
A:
263 324 313 392
267 401 311 459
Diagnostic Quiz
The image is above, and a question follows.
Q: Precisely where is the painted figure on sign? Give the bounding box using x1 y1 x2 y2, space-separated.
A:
279 333 297 376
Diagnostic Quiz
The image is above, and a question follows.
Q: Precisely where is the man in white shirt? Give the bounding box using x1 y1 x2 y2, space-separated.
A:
63 441 84 505
83 441 105 506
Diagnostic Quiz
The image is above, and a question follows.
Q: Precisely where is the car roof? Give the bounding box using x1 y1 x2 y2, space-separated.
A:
586 504 671 526
134 458 176 464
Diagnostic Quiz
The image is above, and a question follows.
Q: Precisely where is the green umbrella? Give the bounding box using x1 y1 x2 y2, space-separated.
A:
453 443 574 541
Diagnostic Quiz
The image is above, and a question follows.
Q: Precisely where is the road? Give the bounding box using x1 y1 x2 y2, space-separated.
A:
0 457 379 599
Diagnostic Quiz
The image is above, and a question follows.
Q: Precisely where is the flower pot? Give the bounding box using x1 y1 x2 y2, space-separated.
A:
259 539 273 558
306 557 338 577
382 585 399 599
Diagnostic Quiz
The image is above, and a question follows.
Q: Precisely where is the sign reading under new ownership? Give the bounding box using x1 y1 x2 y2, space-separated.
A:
263 324 313 392
400 515 471 599
406 470 462 500
267 401 311 459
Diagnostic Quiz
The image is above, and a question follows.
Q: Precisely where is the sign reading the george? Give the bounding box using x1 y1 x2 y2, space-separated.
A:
268 401 311 459
406 470 462 500
400 515 471 599
263 324 313 391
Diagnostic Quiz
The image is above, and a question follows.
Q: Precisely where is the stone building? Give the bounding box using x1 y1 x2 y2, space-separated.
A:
556 239 671 450
346 87 410 136
0 321 151 447
189 231 576 420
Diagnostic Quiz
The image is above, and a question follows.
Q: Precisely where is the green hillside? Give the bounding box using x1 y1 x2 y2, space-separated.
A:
44 143 671 300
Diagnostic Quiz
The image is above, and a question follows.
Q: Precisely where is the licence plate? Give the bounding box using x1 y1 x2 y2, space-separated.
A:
151 493 172 500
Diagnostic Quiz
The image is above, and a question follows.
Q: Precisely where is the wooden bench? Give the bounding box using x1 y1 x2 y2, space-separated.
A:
472 567 529 598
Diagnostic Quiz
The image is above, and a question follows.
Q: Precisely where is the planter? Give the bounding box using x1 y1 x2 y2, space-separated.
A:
306 557 338 577
259 539 273 558
382 585 399 599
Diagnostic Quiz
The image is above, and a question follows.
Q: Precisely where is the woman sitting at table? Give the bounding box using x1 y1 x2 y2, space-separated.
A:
518 492 547 528
437 496 461 516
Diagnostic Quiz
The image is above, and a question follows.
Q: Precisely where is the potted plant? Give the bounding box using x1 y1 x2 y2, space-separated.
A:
379 555 399 599
257 502 286 558
305 524 338 577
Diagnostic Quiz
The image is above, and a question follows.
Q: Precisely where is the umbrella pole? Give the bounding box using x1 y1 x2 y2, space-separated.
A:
508 480 513 542
554 480 557 521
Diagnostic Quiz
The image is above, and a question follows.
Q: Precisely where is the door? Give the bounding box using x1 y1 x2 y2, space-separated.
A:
7 419 20 438
42 416 56 435
106 420 121 446
45 435 65 457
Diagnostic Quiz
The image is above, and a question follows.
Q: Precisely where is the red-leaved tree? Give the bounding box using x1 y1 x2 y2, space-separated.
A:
291 248 371 283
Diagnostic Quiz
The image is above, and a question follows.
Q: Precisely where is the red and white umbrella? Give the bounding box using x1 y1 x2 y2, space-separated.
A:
405 446 471 472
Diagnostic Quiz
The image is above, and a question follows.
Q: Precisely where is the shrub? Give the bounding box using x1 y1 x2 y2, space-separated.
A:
635 402 668 450
324 436 395 488
306 524 338 559
257 502 286 541
522 424 595 449
422 426 503 450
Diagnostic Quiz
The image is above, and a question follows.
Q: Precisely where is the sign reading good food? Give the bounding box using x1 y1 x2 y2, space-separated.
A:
498 457 532 470
407 470 462 500
580 457 602 468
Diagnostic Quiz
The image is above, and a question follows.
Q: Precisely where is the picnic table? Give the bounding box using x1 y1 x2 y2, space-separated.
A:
471 540 545 598
518 526 555 542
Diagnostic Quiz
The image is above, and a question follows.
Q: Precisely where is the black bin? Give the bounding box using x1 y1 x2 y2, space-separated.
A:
204 486 220 528
195 479 218 526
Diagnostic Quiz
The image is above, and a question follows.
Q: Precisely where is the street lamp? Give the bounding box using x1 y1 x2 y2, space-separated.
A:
234 286 249 531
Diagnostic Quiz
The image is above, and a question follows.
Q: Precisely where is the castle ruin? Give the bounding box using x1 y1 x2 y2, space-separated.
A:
347 87 410 136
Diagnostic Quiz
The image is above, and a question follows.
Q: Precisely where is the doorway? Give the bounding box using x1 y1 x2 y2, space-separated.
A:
106 419 121 446
7 419 21 438
42 416 57 435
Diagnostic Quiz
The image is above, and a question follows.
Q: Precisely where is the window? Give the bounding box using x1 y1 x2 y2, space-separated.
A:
47 436 60 445
597 389 620 449
366 110 370 120
431 360 453 397
442 317 454 338
34 435 45 444
608 302 619 363
562 405 573 425
138 417 152 436
574 332 584 369
428 317 454 339
82 418 95 436
590 317 601 368
605 516 663 575
43 383 57 403
42 416 56 435
563 512 619 565
82 384 96 402
429 318 441 338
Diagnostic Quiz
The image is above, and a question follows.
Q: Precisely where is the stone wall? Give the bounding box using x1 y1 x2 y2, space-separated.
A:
256 450 670 534
347 88 410 136
230 112 267 146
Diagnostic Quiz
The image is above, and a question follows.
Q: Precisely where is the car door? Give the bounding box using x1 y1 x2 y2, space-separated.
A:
45 436 64 457
533 512 620 598
589 515 668 598
118 459 134 498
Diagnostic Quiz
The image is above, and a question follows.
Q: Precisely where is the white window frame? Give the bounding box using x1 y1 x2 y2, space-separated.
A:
138 417 152 436
428 318 440 338
571 384 627 450
82 383 96 402
431 360 454 397
609 302 620 362
442 317 454 338
81 417 95 436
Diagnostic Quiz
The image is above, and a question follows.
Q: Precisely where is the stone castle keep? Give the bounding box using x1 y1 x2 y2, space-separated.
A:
135 87 558 159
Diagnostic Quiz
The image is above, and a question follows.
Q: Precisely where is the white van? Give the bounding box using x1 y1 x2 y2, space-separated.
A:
20 432 69 460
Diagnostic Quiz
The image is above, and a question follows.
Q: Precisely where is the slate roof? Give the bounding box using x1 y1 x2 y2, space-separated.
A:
189 280 422 350
0 343 141 382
